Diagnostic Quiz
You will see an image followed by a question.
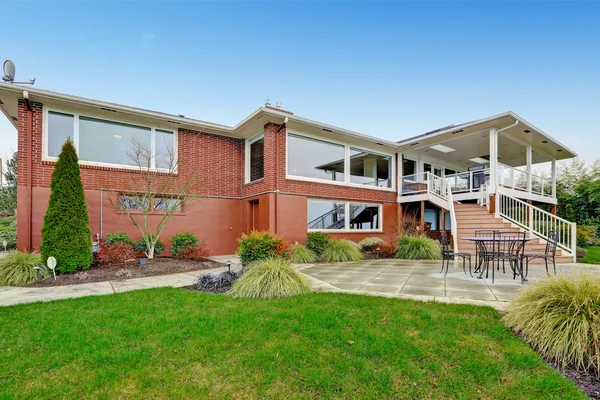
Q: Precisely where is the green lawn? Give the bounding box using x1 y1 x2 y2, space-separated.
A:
0 289 584 399
582 246 600 264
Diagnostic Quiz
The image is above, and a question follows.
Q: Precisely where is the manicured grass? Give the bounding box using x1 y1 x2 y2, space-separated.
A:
582 246 600 264
0 289 585 399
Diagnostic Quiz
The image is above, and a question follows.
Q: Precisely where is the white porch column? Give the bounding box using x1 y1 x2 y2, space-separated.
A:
526 145 532 192
489 127 498 193
551 158 557 197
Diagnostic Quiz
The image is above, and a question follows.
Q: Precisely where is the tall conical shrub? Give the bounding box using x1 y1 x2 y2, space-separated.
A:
41 139 93 273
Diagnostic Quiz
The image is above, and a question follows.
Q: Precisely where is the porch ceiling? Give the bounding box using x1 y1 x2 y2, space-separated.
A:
416 130 552 168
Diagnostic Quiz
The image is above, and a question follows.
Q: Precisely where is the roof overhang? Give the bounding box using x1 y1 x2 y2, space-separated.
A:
397 111 577 161
0 83 400 152
0 83 578 160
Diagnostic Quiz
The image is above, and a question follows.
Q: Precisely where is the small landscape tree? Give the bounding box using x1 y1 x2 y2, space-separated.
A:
40 140 93 273
0 152 17 214
107 137 196 259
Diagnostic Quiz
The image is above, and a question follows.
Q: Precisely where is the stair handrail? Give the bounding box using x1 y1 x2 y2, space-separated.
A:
496 187 576 258
307 204 345 230
446 183 459 252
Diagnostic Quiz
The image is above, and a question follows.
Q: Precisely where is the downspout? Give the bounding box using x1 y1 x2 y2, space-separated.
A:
497 119 519 135
274 117 288 235
100 188 103 239
23 90 33 251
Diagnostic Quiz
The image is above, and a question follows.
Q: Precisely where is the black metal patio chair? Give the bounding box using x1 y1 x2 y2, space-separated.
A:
440 231 472 276
474 230 499 273
522 230 559 277
485 231 528 284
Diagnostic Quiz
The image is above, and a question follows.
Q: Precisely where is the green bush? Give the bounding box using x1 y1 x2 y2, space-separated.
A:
0 216 16 250
395 236 442 260
305 232 331 256
319 239 363 263
504 274 600 377
136 237 165 256
229 258 311 299
290 244 317 263
577 225 596 247
0 251 49 286
170 231 199 257
104 232 135 247
40 140 93 273
357 237 385 251
236 231 290 266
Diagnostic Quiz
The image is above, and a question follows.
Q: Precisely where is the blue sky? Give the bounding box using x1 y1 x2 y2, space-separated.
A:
1 1 599 171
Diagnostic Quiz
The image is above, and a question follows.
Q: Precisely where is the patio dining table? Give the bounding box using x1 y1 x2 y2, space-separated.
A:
460 237 535 283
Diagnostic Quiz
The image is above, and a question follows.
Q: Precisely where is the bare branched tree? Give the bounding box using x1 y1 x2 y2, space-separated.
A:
107 136 196 259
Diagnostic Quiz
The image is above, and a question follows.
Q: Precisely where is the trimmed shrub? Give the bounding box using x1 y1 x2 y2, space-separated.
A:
395 236 442 260
175 243 210 261
504 274 600 377
194 270 242 293
229 258 311 299
97 242 136 266
357 237 385 251
136 237 165 257
0 251 49 286
319 239 363 263
0 216 16 250
170 231 199 257
305 232 331 256
236 231 290 266
576 247 588 262
290 244 317 263
40 140 93 273
103 232 135 247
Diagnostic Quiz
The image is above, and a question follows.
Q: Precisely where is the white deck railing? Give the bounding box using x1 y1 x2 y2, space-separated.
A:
496 189 576 256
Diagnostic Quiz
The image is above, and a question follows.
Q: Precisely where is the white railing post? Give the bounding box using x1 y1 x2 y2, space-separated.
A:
571 222 577 262
495 191 500 218
528 206 534 235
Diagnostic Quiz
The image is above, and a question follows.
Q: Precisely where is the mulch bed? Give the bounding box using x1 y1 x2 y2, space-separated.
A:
27 258 224 287
553 362 600 399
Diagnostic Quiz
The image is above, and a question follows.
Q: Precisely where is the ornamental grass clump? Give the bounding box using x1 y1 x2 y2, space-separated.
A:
395 236 442 260
229 258 311 299
504 274 600 377
319 239 363 263
0 251 49 286
357 237 385 251
290 244 317 263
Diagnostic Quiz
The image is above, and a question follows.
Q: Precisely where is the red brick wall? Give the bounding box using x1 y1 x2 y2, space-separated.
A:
16 100 401 254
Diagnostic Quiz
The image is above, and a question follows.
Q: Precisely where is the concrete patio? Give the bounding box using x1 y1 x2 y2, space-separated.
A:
297 259 600 311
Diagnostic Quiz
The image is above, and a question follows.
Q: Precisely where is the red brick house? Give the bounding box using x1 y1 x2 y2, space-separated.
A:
0 83 579 260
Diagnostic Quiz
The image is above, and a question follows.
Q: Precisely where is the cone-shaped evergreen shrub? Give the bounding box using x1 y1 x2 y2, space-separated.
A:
40 140 93 273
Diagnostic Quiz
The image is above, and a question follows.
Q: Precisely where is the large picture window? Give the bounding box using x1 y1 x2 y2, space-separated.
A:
79 117 152 166
45 109 176 170
349 148 391 188
287 134 345 182
307 199 382 231
287 132 394 190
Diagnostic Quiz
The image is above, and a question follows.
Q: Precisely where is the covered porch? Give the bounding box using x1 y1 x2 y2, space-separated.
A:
397 112 576 206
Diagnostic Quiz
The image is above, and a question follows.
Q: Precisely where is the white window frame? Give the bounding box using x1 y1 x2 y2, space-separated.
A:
245 131 265 183
286 130 396 192
307 198 383 233
42 106 178 172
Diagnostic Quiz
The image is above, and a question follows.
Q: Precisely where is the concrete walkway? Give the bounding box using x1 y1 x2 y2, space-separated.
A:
0 263 240 307
1 254 598 310
297 259 600 311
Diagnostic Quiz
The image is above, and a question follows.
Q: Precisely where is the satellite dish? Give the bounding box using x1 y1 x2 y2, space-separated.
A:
2 60 15 82
1 60 35 85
